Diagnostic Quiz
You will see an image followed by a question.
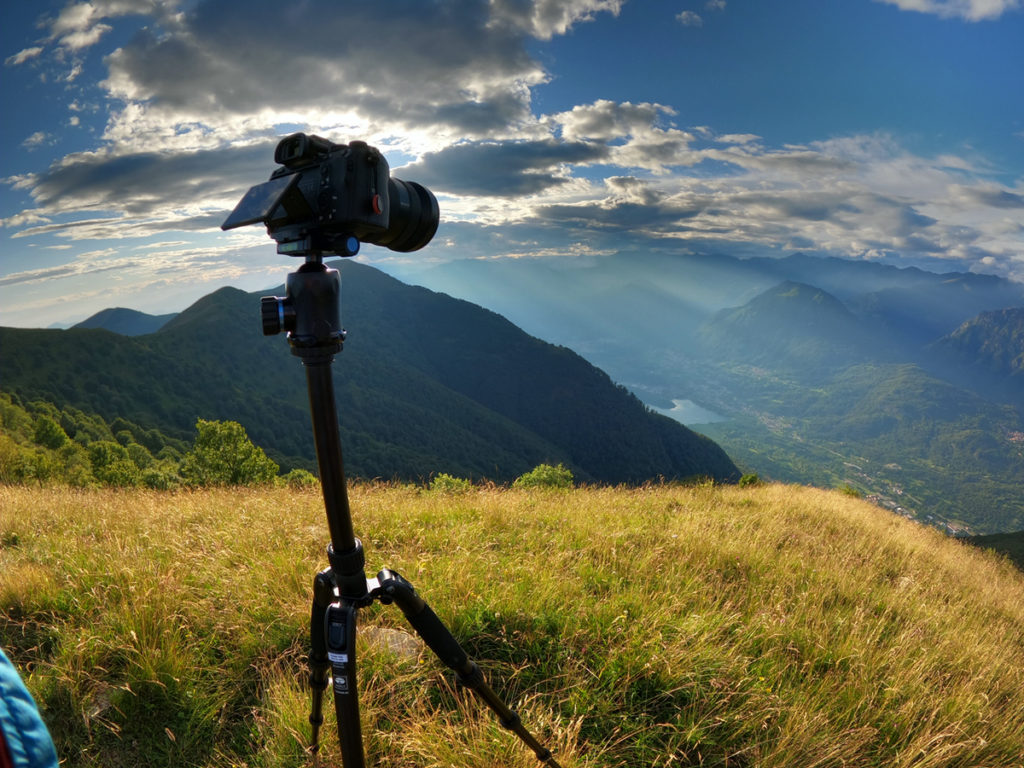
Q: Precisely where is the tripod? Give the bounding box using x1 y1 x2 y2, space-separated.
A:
262 255 563 767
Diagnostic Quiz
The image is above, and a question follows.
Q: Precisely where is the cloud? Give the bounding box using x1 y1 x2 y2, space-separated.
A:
490 0 626 40
403 139 610 197
554 100 699 172
95 0 627 150
677 11 703 26
557 100 673 141
4 47 44 66
46 0 165 50
491 132 1024 282
2 141 276 243
4 0 1024 295
716 133 761 145
22 132 54 150
874 0 1022 20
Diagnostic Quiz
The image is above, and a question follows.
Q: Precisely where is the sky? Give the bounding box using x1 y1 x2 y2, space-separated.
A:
1 0 1023 329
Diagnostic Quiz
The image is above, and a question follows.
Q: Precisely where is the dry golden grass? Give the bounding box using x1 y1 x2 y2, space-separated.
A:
2 482 1023 767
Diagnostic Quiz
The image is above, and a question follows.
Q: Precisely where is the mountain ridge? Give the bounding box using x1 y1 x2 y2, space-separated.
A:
0 262 739 485
74 307 177 335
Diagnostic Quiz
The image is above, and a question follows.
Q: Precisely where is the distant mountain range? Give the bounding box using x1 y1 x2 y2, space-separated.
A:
0 261 738 485
387 251 1024 533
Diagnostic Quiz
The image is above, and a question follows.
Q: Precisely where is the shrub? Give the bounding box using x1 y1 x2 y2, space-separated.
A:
739 473 761 487
141 466 181 490
430 473 473 493
281 468 318 489
513 462 574 490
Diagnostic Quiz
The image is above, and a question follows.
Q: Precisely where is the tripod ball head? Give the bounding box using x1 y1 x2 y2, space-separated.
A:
262 261 345 358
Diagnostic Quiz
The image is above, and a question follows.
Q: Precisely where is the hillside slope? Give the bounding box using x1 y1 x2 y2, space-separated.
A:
3 483 1023 766
0 262 738 484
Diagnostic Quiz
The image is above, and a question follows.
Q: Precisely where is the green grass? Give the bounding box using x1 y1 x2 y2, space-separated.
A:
2 483 1024 767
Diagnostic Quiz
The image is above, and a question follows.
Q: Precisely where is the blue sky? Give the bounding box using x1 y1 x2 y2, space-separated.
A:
2 0 1023 328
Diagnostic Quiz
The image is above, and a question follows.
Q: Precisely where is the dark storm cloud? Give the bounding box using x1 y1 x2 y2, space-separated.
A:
402 139 611 197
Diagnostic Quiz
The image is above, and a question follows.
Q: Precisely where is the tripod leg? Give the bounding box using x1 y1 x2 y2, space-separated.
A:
308 570 366 767
375 569 563 768
308 570 334 754
325 600 365 768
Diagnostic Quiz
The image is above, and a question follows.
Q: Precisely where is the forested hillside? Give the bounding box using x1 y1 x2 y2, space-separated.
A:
0 262 738 485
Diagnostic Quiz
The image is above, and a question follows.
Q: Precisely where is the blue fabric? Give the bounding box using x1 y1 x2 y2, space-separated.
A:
0 648 58 768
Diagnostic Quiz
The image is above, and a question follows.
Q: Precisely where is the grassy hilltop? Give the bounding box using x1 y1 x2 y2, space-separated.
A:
2 483 1023 767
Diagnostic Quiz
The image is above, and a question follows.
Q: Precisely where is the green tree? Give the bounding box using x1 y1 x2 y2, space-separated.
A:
88 440 142 487
126 442 154 470
33 415 69 450
513 462 574 490
180 419 278 486
59 443 95 487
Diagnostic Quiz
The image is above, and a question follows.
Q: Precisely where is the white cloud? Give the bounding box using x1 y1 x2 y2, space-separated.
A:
22 132 53 149
0 209 51 228
874 0 1022 20
4 47 44 66
556 100 673 141
677 11 703 26
554 100 698 172
47 1 164 50
716 133 761 145
491 0 626 40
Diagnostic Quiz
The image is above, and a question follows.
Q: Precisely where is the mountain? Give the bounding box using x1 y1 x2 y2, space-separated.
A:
73 307 178 335
937 307 1024 377
0 261 738 485
384 251 1024 533
927 308 1024 408
388 250 1024 397
697 281 877 375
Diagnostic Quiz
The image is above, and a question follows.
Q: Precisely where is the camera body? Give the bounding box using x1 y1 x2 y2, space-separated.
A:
222 132 438 257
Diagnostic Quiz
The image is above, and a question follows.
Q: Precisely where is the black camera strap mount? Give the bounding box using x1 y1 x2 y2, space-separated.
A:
264 253 563 768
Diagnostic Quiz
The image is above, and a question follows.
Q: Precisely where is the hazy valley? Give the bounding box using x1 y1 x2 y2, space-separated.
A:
387 251 1024 534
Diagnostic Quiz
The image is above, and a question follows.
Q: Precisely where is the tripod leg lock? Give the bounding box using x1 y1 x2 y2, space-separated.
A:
327 540 369 602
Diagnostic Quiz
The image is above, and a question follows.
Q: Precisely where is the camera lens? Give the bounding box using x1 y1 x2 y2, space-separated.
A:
364 179 439 252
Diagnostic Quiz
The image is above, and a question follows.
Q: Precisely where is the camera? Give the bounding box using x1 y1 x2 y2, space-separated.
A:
222 132 439 256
